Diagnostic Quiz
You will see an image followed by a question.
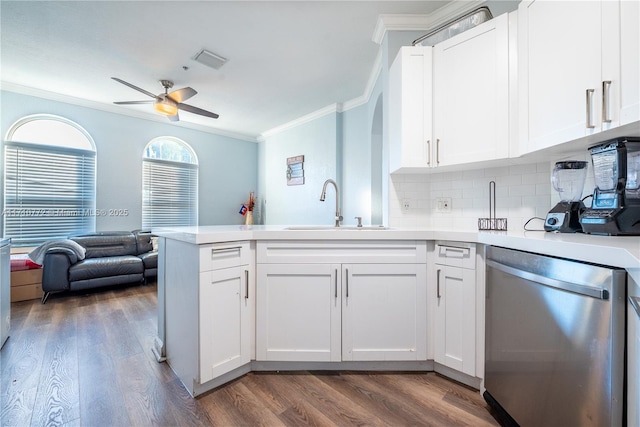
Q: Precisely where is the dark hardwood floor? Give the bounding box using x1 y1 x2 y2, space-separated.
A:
1 282 499 427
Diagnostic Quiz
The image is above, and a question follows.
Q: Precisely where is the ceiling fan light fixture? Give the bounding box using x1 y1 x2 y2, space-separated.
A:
192 48 227 70
154 98 178 116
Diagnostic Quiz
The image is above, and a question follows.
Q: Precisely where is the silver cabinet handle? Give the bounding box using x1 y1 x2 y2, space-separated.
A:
334 268 338 299
436 139 440 165
245 270 249 299
586 88 596 129
345 268 349 298
439 246 469 258
602 80 612 123
437 269 441 298
426 140 431 166
212 246 241 254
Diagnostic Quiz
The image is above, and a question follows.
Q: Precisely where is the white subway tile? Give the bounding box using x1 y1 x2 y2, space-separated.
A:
509 185 537 197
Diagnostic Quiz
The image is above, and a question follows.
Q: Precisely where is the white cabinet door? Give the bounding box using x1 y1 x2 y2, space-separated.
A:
199 266 251 383
518 0 622 152
433 264 476 376
433 13 509 166
341 263 427 361
389 46 433 172
256 263 341 362
619 0 640 126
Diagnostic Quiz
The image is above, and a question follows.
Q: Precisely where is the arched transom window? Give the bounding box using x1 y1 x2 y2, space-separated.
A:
142 137 198 228
3 114 96 246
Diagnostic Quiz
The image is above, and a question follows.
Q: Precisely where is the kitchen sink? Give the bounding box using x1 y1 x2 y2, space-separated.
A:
285 225 389 230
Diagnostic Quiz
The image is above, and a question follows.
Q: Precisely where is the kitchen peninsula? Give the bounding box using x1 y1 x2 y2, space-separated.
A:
154 225 640 397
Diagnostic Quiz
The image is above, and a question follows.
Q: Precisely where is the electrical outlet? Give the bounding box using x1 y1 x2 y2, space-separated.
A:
402 198 411 211
436 197 452 213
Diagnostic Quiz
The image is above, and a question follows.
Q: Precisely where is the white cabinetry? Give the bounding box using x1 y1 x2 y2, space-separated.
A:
256 241 427 362
389 46 432 172
620 0 640 126
389 14 510 172
433 242 477 377
433 12 509 167
164 239 253 396
256 263 341 362
518 0 639 153
342 263 427 361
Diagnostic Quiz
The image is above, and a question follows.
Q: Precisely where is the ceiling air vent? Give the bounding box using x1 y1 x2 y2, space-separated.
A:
192 49 228 70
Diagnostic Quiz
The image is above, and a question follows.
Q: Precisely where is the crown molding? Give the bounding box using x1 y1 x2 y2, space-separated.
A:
372 1 485 45
0 81 258 142
342 48 383 112
372 14 431 44
258 103 342 142
261 46 384 141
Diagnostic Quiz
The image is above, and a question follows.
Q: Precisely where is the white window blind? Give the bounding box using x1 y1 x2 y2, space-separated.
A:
4 142 96 246
142 158 198 228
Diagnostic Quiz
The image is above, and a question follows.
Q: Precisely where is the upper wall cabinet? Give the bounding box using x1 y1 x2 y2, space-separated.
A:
389 45 433 171
619 0 640 126
518 0 640 154
389 13 510 173
433 13 510 168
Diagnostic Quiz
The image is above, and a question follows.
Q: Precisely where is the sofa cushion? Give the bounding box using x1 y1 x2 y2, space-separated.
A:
71 232 137 258
69 255 143 282
138 251 157 270
132 229 154 254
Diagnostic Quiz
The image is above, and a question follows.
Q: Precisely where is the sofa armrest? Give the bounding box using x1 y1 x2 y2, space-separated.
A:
42 249 76 292
45 247 79 264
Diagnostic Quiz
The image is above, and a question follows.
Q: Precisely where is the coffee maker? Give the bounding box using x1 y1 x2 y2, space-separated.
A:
580 137 640 235
545 161 588 232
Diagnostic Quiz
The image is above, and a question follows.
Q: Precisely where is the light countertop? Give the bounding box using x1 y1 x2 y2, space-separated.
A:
154 225 640 282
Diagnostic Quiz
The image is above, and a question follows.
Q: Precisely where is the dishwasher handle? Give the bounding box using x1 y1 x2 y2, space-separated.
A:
486 259 609 300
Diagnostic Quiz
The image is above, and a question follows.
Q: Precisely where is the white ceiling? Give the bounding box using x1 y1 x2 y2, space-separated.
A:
1 1 473 140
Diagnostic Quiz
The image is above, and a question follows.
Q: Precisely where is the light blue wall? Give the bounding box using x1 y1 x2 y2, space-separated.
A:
259 113 338 225
341 104 372 225
0 90 258 234
258 30 427 227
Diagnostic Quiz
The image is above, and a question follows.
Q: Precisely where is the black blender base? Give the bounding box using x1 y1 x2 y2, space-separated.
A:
581 206 640 235
544 201 585 233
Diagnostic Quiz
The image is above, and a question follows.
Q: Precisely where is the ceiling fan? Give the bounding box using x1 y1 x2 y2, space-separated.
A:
111 77 219 121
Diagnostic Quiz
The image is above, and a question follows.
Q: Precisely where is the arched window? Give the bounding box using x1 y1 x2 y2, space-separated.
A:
3 114 97 246
142 137 198 228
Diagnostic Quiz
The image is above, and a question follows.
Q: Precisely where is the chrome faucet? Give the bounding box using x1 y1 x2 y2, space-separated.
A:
320 179 343 227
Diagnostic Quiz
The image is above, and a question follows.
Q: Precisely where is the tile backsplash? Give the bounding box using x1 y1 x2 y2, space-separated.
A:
389 150 595 231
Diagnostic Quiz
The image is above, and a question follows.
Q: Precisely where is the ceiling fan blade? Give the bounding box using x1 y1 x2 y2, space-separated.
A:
177 103 219 119
113 100 154 105
168 87 197 103
111 77 158 99
167 113 179 122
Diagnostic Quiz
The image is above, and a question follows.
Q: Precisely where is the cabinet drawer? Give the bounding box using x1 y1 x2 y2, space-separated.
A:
199 241 250 271
435 241 476 269
257 240 427 264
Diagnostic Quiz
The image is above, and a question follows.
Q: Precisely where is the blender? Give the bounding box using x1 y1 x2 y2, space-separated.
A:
544 161 588 232
580 137 640 235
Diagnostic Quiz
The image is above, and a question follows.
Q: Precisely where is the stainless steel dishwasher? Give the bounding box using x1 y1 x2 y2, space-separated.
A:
484 246 626 427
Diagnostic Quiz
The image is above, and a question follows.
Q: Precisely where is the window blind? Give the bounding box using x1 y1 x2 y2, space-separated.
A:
4 142 96 247
142 158 198 229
